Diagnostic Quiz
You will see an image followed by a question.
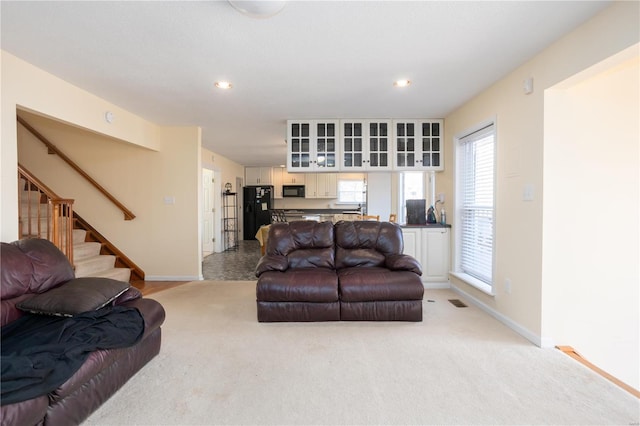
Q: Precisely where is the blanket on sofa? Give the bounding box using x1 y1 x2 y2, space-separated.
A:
1 306 144 405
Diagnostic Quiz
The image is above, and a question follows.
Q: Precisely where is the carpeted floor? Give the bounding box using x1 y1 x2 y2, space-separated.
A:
85 281 640 425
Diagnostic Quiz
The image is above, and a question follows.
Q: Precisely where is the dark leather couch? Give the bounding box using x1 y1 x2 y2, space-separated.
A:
255 221 424 322
0 239 165 426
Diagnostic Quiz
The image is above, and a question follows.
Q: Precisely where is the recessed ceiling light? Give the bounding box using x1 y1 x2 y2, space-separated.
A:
215 81 233 89
393 79 411 88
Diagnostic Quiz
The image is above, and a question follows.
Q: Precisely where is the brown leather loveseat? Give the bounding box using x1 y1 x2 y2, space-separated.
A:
255 221 424 322
1 238 165 426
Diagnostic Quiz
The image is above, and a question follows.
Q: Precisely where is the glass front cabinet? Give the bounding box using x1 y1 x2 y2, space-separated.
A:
288 118 443 172
341 120 392 171
393 119 444 171
287 120 339 172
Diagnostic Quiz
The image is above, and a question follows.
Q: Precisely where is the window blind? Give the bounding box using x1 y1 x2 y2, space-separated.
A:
458 124 495 285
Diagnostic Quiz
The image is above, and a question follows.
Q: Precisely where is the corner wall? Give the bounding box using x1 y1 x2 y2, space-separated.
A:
542 50 639 389
3 51 202 279
443 2 639 344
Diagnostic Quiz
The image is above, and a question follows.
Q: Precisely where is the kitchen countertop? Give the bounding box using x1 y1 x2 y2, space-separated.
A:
279 209 451 227
282 209 361 215
401 223 451 228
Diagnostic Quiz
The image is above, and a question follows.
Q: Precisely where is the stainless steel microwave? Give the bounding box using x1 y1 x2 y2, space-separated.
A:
282 185 305 198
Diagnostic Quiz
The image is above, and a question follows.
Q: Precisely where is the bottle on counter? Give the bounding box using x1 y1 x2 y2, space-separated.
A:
440 209 446 225
427 206 437 224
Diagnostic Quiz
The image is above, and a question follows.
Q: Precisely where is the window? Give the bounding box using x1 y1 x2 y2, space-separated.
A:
399 172 425 224
456 123 495 288
337 179 365 204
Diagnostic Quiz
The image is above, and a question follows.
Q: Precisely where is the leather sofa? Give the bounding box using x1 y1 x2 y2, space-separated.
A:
0 239 165 426
255 220 424 322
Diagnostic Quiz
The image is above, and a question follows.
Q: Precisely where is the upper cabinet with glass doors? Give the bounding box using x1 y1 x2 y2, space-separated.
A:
287 120 339 172
393 119 444 171
341 120 392 171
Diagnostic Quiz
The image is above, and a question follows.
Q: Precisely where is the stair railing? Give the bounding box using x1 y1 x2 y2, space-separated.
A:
18 164 74 265
17 115 136 220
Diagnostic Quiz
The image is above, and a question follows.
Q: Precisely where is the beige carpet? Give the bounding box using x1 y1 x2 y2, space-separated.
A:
85 281 639 425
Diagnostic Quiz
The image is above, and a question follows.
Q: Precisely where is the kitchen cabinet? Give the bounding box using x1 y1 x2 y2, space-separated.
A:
287 120 340 172
281 169 305 184
341 120 392 171
393 119 444 171
272 168 305 198
401 226 450 283
245 167 273 185
305 173 337 199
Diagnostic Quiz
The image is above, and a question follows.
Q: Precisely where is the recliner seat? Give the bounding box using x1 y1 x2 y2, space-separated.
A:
255 220 424 322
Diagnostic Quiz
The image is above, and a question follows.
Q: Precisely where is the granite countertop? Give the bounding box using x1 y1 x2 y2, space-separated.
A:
401 223 451 228
282 209 361 215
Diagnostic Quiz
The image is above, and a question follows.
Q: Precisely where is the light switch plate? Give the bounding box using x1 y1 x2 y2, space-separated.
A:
523 184 534 201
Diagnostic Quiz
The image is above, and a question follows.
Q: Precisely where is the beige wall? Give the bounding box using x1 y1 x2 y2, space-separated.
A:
443 1 639 346
201 147 245 248
3 51 202 279
542 50 639 389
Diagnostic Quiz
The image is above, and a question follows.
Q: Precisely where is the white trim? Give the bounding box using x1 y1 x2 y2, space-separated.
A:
423 282 451 290
453 117 498 290
450 271 494 296
144 275 200 281
450 282 555 348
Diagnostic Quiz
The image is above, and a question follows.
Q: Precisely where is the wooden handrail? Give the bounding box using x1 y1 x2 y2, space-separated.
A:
18 164 75 265
17 115 136 220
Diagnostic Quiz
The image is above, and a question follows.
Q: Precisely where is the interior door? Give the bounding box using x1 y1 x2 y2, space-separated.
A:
202 169 214 255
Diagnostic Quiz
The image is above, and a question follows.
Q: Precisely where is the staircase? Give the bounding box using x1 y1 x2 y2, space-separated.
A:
71 229 131 281
19 175 139 283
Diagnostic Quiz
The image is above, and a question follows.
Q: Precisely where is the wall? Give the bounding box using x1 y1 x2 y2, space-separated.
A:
2 51 202 279
443 2 639 345
542 50 639 389
201 147 245 251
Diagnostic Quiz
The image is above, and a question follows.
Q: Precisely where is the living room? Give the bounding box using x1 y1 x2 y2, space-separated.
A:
1 1 638 424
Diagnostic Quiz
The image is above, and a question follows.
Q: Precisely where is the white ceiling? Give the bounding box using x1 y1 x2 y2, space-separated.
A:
1 1 610 167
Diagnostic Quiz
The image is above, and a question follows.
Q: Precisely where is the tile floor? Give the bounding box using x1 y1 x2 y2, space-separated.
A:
202 240 261 280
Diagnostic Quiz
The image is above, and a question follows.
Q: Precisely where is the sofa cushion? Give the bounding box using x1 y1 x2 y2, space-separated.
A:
337 267 424 302
335 221 404 269
0 243 34 300
267 221 335 269
13 239 75 294
17 278 130 317
256 269 339 302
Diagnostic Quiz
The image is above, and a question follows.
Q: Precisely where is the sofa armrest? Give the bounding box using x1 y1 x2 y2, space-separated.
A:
385 254 422 276
255 255 289 277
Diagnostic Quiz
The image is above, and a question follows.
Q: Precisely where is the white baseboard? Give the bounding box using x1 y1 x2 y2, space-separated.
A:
423 281 451 289
450 283 555 348
144 275 199 281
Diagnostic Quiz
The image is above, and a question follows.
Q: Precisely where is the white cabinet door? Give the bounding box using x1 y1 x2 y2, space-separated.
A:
316 173 337 198
272 168 283 199
401 227 450 283
281 170 305 184
401 228 422 265
287 121 312 171
423 228 450 281
245 167 272 185
418 120 444 171
393 120 444 171
287 120 339 172
305 173 318 198
341 120 392 171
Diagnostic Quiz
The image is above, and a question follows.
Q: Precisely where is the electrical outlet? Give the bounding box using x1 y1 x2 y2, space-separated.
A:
438 193 445 203
505 278 512 294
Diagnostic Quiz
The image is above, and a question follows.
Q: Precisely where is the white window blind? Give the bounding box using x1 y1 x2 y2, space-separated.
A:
458 124 495 285
337 179 365 203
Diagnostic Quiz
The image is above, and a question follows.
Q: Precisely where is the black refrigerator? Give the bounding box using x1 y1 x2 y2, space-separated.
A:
243 185 274 240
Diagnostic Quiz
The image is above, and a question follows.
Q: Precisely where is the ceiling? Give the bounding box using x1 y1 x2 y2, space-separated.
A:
1 1 610 167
